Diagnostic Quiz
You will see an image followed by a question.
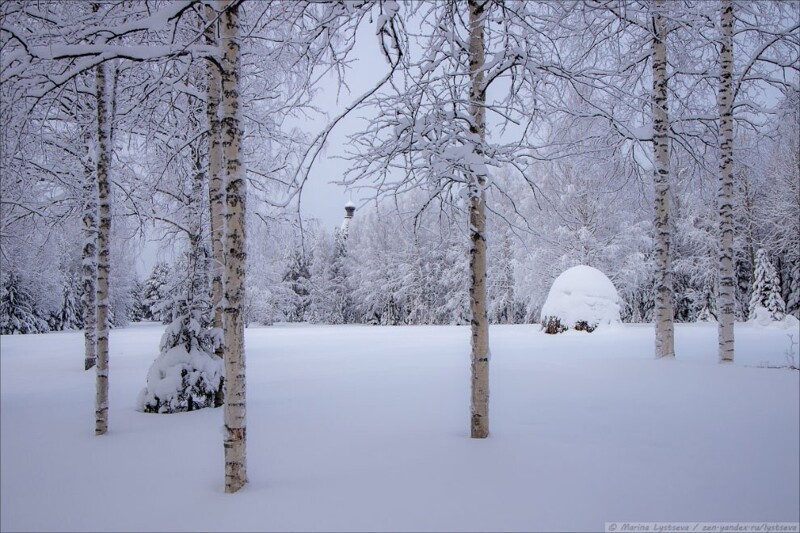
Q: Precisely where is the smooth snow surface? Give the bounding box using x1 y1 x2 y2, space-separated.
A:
2 322 799 532
540 265 621 328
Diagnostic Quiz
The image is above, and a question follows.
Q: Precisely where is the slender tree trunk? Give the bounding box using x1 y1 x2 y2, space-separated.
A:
468 0 490 439
189 147 209 307
502 231 515 324
95 60 112 435
651 0 674 359
81 160 97 371
205 3 225 359
220 0 247 493
717 0 735 363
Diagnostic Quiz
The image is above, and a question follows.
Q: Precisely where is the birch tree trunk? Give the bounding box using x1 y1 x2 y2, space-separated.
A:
468 0 490 439
651 0 675 359
717 0 735 363
94 60 111 435
81 161 97 371
219 0 247 493
205 3 225 361
189 147 209 308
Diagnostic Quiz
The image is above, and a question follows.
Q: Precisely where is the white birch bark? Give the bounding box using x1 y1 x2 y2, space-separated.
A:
651 0 675 359
81 162 97 371
205 3 225 359
94 60 111 435
717 0 735 363
219 0 247 493
468 0 490 439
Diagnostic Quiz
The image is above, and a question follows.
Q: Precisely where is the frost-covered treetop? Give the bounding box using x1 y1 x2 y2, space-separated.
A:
540 265 621 329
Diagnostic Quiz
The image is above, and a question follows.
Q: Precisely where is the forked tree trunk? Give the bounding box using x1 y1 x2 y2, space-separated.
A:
205 3 225 357
81 161 97 371
468 0 490 439
651 0 675 359
219 0 247 493
94 60 111 435
717 0 735 363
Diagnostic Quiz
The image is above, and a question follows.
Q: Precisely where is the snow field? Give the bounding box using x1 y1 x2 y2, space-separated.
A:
1 322 798 532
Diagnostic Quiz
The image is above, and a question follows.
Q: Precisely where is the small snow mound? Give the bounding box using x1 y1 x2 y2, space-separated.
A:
748 306 800 330
540 265 620 333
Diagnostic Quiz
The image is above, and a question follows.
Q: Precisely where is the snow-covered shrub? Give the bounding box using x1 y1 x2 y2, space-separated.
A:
542 315 567 334
137 300 223 414
540 265 621 333
748 306 800 331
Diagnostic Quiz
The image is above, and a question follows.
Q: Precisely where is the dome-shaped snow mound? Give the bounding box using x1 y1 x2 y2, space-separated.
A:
540 265 620 333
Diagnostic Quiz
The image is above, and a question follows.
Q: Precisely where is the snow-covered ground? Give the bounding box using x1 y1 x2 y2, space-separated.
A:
1 322 798 532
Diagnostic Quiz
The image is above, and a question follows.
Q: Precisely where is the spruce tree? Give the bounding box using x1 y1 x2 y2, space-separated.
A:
0 272 49 334
748 248 786 320
57 274 84 330
785 260 800 319
137 298 223 414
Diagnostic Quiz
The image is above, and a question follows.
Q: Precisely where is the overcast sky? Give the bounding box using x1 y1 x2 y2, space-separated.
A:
292 17 392 230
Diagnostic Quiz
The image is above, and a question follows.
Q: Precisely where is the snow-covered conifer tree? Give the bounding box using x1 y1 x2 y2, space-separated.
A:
137 298 223 413
142 262 174 323
787 262 800 319
748 248 785 321
281 247 312 322
128 279 148 322
0 272 50 335
488 231 517 324
57 274 84 331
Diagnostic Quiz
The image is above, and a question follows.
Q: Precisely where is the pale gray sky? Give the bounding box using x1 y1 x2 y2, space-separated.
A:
295 18 390 231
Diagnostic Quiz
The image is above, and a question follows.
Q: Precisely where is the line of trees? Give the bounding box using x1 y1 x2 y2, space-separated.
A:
1 0 797 491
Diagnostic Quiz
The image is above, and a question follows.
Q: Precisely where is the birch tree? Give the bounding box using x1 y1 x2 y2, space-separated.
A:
94 58 111 435
219 0 247 494
651 0 674 359
466 0 490 438
715 0 798 360
82 162 98 370
205 3 225 359
343 0 567 437
717 0 735 362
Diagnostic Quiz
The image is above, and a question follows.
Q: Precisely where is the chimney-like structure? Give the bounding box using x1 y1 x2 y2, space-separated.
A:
340 201 356 237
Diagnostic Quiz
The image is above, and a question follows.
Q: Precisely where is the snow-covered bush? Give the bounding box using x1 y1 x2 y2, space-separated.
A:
540 265 621 333
137 300 223 414
748 305 800 331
